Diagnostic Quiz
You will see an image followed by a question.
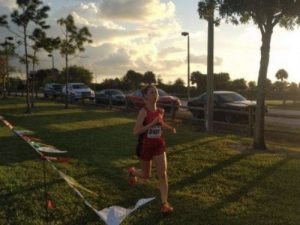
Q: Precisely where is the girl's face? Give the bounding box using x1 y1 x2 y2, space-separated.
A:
145 86 158 103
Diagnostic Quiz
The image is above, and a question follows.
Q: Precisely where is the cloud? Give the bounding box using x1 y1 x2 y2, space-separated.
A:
1 0 192 83
158 46 184 58
98 48 132 67
0 0 16 10
99 0 176 23
80 2 98 14
188 54 223 66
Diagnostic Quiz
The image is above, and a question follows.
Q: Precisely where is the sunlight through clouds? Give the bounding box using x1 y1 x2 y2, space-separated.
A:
0 0 16 10
99 0 176 22
1 0 299 83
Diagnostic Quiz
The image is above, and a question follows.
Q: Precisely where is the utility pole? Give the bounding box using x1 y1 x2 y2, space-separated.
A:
206 3 214 132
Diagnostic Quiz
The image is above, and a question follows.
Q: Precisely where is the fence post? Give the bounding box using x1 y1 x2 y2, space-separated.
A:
125 98 129 112
248 107 254 136
81 93 85 105
171 102 175 120
109 95 112 110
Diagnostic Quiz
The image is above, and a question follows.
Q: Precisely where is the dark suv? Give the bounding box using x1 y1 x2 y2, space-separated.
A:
43 83 63 99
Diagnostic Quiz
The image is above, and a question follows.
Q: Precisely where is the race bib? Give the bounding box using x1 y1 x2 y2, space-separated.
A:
147 125 162 138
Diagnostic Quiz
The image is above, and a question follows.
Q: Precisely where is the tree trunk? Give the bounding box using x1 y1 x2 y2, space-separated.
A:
31 52 36 108
253 28 273 150
3 46 8 99
65 53 69 109
65 27 69 109
24 26 31 114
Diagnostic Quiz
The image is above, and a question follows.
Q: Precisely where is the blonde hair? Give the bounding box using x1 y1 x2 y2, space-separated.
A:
142 85 156 97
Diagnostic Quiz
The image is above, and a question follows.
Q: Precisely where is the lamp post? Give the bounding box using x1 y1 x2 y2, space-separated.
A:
48 54 54 70
181 32 190 100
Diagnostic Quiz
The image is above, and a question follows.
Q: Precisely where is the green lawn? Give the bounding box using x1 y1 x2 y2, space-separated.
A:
1 97 300 225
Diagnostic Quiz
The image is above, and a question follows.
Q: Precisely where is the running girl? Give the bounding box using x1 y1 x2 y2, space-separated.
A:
128 85 176 213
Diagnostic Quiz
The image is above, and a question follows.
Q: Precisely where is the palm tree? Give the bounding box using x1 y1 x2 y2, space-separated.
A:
275 69 289 105
275 69 288 82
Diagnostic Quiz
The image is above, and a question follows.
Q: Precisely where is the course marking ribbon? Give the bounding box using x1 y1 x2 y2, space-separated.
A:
1 115 155 224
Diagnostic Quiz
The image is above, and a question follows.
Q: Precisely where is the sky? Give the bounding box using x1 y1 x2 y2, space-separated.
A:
0 0 299 85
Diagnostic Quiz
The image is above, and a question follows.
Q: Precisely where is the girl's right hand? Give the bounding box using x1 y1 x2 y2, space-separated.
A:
152 116 162 125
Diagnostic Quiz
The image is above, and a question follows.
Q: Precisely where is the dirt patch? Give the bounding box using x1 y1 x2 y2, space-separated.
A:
228 142 251 153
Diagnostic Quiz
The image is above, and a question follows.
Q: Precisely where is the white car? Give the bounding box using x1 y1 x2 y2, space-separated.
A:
61 83 95 101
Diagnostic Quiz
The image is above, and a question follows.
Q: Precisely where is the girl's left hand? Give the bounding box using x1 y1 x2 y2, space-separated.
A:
170 127 176 134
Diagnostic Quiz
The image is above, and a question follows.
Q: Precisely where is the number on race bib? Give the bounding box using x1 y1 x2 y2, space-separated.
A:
147 125 162 138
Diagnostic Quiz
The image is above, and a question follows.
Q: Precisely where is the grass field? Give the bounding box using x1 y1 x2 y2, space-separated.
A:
1 97 300 225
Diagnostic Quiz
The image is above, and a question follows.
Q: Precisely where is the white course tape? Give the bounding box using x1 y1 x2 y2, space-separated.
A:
1 116 155 225
96 197 156 225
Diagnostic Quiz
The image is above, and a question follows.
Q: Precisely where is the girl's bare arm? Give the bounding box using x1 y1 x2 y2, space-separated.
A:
133 109 160 136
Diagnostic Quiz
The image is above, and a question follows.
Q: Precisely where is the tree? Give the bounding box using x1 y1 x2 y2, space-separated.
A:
9 0 50 113
287 82 298 104
60 66 93 84
0 15 7 26
273 80 288 104
214 72 230 90
157 75 164 86
230 78 247 93
143 71 156 85
247 81 257 99
265 78 273 99
191 71 206 93
199 0 300 149
34 68 59 87
29 28 47 105
191 71 231 94
173 78 186 94
275 69 289 104
275 68 288 82
96 78 128 91
122 70 143 90
57 14 92 108
0 37 15 98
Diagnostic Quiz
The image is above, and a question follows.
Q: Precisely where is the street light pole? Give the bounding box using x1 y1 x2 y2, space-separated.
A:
49 54 54 69
181 31 190 100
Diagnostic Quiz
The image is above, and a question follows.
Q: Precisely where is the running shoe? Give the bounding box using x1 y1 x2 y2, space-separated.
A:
160 202 174 213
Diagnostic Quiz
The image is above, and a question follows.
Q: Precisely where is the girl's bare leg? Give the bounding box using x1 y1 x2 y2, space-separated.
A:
132 160 152 179
153 152 168 203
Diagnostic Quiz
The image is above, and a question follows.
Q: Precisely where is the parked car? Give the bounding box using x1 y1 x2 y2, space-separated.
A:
126 89 181 112
0 87 6 95
95 89 126 105
61 83 95 101
43 83 63 99
187 91 257 123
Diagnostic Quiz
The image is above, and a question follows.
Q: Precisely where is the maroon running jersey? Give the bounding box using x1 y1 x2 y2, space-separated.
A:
137 107 166 161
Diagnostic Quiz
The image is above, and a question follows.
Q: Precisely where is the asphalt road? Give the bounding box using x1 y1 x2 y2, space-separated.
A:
267 108 300 117
180 99 300 128
265 109 300 128
265 116 300 128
